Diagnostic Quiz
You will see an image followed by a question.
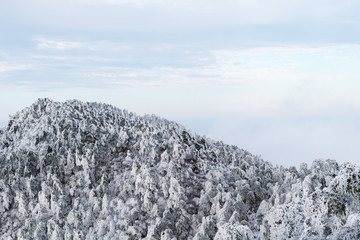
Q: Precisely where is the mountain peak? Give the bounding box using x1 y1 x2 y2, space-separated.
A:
1 99 360 239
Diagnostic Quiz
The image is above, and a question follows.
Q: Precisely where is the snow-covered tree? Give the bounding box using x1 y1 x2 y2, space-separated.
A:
1 98 359 239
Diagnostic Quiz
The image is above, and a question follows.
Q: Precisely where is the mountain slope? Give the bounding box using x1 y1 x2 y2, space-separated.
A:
0 99 359 239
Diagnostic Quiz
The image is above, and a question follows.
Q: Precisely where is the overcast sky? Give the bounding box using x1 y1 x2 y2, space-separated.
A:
1 0 360 167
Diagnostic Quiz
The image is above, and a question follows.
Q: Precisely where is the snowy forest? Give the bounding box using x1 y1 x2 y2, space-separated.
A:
0 98 360 239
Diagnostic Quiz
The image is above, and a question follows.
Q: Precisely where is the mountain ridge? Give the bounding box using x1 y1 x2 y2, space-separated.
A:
0 98 359 239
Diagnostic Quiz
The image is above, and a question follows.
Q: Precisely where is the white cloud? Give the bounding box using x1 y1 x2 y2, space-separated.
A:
31 55 117 63
34 38 133 51
35 38 83 50
72 44 360 87
0 62 33 72
32 55 69 61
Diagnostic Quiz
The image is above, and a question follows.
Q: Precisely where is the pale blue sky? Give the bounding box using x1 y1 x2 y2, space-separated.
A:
1 0 360 167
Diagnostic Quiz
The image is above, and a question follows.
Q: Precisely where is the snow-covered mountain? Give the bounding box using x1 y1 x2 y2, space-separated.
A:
0 98 359 239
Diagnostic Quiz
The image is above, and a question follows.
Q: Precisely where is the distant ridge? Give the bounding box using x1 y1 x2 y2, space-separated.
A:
0 98 359 239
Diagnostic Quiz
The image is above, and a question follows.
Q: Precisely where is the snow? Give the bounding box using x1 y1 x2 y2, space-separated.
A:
0 98 360 239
